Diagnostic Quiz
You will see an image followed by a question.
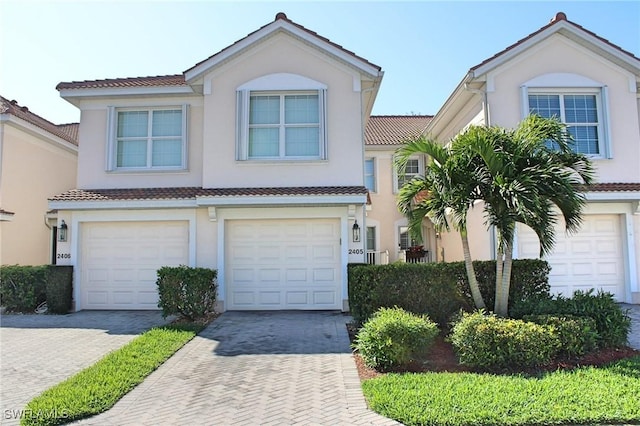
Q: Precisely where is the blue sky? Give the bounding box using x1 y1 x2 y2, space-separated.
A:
1 1 638 125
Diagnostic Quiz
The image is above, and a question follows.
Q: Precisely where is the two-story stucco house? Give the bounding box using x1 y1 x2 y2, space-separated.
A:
50 13 383 311
1 96 78 266
363 115 433 264
425 13 640 304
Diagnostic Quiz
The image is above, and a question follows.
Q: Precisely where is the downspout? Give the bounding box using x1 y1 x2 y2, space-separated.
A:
360 84 376 256
463 83 497 260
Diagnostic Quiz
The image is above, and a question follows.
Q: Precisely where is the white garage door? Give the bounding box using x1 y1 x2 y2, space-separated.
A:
517 214 625 301
81 221 189 309
226 219 342 310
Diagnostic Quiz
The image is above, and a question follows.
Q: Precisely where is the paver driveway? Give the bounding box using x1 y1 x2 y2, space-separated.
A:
0 311 170 426
77 311 398 425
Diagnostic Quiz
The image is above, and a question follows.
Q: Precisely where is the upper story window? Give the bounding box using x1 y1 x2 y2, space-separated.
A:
248 92 320 158
394 157 423 192
528 93 602 155
109 106 187 171
521 73 611 159
237 73 327 161
364 158 376 192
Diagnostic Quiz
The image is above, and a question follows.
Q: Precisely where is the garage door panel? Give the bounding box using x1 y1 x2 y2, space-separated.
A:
81 221 189 310
227 218 341 310
517 214 624 301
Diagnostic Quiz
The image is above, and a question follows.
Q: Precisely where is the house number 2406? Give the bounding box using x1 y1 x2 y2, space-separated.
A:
57 253 71 259
348 249 364 255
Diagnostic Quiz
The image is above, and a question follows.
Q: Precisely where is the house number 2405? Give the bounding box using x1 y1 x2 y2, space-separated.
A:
348 249 364 255
57 253 71 259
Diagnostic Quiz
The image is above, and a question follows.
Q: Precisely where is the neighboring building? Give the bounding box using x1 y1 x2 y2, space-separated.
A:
0 96 78 266
363 115 432 264
50 13 383 311
425 12 640 303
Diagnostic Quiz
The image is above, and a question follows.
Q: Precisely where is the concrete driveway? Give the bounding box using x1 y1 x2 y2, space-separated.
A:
0 311 171 425
1 311 397 426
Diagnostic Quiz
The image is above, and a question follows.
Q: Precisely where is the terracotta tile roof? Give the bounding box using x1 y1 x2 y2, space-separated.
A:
57 13 381 92
585 183 640 192
365 115 433 146
50 186 368 202
0 96 79 145
471 12 640 73
185 12 381 76
57 123 79 141
56 74 186 91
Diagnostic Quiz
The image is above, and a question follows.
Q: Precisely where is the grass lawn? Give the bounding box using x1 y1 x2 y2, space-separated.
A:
21 323 203 426
362 355 640 426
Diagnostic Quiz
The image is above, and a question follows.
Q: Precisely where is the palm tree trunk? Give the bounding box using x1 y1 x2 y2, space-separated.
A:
494 246 504 315
497 243 514 317
460 229 486 309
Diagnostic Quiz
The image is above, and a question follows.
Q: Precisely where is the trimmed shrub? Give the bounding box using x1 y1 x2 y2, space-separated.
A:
348 259 551 327
46 265 73 314
450 311 559 370
511 289 631 348
354 307 439 370
524 314 598 357
156 266 217 320
0 265 47 312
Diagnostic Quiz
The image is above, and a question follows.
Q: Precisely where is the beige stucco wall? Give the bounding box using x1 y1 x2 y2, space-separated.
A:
75 97 204 189
202 33 365 188
0 123 77 265
486 34 640 183
435 202 493 263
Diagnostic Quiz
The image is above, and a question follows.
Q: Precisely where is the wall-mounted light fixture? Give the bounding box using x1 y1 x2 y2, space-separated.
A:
352 220 360 242
58 220 68 242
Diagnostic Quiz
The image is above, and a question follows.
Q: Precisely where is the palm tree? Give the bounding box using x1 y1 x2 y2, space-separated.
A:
395 135 486 309
466 115 595 316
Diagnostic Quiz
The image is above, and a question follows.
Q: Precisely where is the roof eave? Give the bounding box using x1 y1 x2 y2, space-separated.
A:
58 86 196 106
0 114 79 152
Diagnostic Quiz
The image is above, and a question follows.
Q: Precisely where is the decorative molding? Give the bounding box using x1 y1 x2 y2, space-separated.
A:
208 207 217 221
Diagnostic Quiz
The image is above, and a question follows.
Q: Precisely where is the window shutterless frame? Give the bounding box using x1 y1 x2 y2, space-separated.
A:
106 105 188 171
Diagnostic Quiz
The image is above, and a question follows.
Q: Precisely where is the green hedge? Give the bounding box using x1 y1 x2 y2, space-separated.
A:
348 259 550 326
156 265 217 321
46 266 73 314
0 265 47 312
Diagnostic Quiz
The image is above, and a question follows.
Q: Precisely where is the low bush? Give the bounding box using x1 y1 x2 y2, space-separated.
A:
354 307 439 371
511 289 631 348
524 314 598 357
348 259 551 327
450 311 559 370
0 265 47 312
156 266 217 321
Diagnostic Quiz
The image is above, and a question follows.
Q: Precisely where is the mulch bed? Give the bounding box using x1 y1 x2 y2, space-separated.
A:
347 323 640 379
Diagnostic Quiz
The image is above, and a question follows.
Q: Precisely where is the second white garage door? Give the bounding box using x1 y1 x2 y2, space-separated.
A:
80 221 189 310
226 219 342 310
517 214 625 301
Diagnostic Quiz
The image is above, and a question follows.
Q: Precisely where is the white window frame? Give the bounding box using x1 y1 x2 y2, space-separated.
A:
364 157 376 192
236 73 328 161
521 79 611 159
107 105 188 171
366 226 377 251
393 156 424 193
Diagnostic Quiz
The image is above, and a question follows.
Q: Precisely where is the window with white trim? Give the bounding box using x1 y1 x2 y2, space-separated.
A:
394 157 423 192
364 158 376 192
527 88 610 158
236 74 328 161
110 106 187 170
366 226 376 251
247 92 321 158
398 226 418 250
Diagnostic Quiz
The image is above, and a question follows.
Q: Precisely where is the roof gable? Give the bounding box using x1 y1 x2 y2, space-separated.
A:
471 12 640 78
184 13 382 83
